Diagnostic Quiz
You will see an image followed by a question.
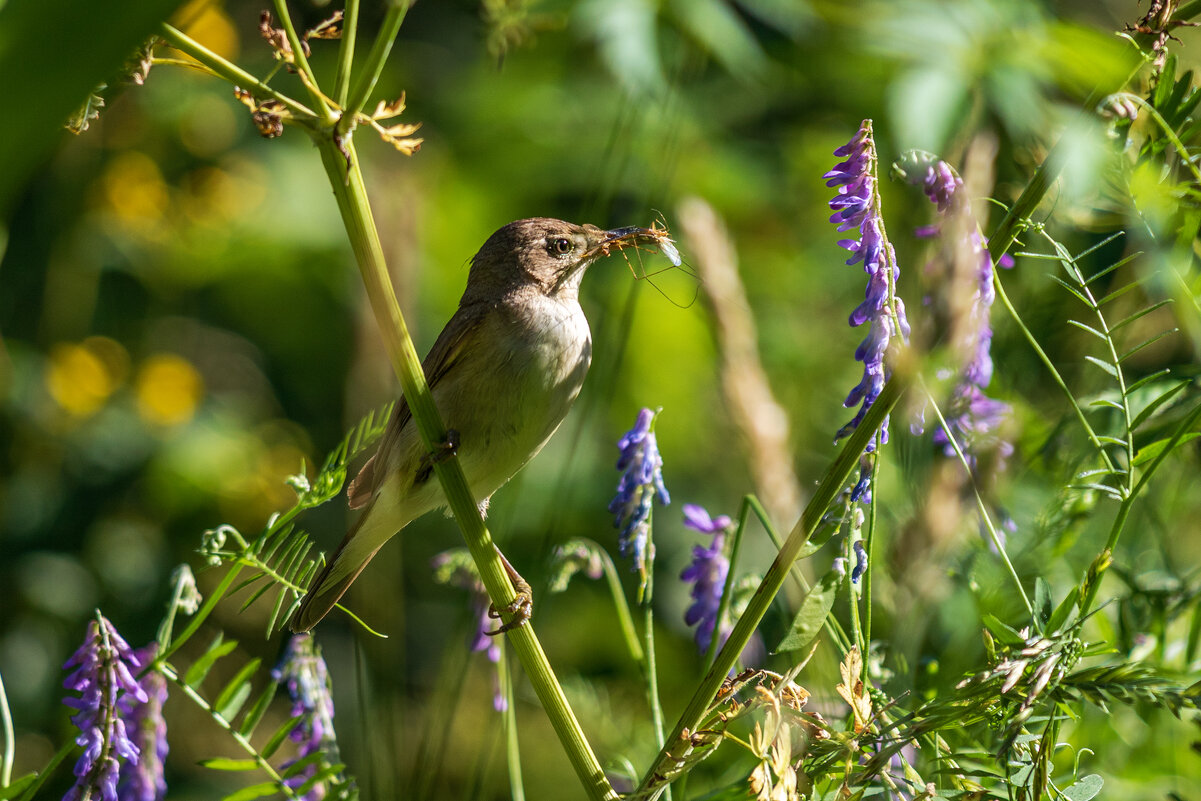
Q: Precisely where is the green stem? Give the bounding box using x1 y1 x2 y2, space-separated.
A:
313 134 616 801
334 0 360 106
159 663 298 798
0 671 12 786
157 24 316 121
921 380 1034 617
642 604 667 786
339 1 410 132
633 375 906 799
271 0 333 121
500 645 525 801
14 742 71 801
863 454 879 651
600 550 646 666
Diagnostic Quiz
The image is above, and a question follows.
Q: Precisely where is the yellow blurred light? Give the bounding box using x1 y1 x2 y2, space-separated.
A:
101 152 169 225
45 338 128 417
176 0 240 62
135 354 205 427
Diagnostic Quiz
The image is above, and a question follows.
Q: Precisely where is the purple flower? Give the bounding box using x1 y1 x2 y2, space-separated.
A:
62 613 147 801
906 156 1014 469
851 541 868 584
273 635 338 801
431 550 506 711
826 121 909 498
117 645 168 801
680 504 731 653
609 408 670 593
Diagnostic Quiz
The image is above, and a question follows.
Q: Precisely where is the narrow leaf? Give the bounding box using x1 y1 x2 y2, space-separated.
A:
1132 432 1201 465
1120 330 1177 362
1047 274 1091 306
1126 369 1172 394
982 613 1025 646
214 658 260 720
1047 590 1077 633
1067 319 1107 340
1084 356 1117 377
1109 299 1172 332
199 758 261 771
239 681 278 738
184 636 238 689
1097 281 1143 308
261 714 301 759
1130 381 1188 431
775 566 842 652
221 782 282 801
0 774 38 800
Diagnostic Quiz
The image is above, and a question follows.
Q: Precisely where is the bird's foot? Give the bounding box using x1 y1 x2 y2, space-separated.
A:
431 429 460 464
486 547 533 634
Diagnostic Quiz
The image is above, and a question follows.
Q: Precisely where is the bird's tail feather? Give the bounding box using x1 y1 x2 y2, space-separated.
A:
289 505 385 632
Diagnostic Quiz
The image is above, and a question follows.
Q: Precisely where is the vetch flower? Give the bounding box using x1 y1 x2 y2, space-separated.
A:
273 634 339 801
610 407 670 595
903 154 1014 469
117 645 168 801
680 504 732 653
62 612 147 801
825 121 910 464
431 550 507 711
851 540 868 584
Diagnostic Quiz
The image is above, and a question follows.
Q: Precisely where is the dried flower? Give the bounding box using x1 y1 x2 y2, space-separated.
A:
273 635 339 801
825 121 910 464
118 646 168 801
609 408 670 595
680 505 732 653
62 613 147 801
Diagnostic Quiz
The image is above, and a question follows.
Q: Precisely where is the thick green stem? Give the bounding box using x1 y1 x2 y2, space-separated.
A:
314 136 616 800
0 671 12 786
634 375 906 799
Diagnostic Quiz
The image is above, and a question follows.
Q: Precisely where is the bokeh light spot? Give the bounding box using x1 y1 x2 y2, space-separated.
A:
46 338 128 417
101 151 169 226
135 353 205 427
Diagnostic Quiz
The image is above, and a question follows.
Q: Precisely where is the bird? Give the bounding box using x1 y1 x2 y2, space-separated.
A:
290 217 680 633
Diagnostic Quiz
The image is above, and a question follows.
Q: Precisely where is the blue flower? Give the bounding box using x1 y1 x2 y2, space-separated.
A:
609 408 670 593
851 540 868 584
62 613 148 801
679 504 731 654
273 635 339 801
826 121 909 464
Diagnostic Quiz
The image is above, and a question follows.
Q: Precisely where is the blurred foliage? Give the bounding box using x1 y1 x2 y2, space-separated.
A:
1 0 1200 799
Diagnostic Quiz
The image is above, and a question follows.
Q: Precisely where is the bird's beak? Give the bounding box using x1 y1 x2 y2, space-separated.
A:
595 226 682 266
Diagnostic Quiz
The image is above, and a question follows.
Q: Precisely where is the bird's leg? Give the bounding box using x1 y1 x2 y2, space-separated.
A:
486 546 533 634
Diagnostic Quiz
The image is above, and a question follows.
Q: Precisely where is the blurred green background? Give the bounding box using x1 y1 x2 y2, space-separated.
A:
1 0 1199 798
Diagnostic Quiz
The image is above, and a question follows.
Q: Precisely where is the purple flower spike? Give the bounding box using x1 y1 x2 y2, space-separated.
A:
910 156 1013 469
680 505 732 653
851 541 868 584
610 408 670 595
117 645 168 801
62 613 148 801
826 121 909 484
273 635 339 801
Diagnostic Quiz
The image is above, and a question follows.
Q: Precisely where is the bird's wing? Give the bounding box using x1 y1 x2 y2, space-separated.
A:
346 305 480 509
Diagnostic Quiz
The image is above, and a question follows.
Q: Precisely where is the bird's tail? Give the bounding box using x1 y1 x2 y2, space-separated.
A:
289 502 387 632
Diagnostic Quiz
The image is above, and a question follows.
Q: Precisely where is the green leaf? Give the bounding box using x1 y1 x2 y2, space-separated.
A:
213 658 261 719
1067 319 1106 340
221 782 282 801
1109 298 1172 332
1084 356 1117 377
1119 329 1177 362
1063 774 1103 801
775 566 841 652
239 681 279 737
1034 578 1052 630
982 613 1025 646
1132 432 1201 465
1126 369 1172 394
0 774 38 800
261 715 301 759
199 758 261 771
184 635 239 689
1130 381 1188 431
1047 590 1077 634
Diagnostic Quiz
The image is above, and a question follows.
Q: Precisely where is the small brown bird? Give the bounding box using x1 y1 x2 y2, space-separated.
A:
290 218 679 632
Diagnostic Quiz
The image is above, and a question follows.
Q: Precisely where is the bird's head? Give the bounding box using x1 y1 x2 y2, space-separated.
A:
464 217 679 302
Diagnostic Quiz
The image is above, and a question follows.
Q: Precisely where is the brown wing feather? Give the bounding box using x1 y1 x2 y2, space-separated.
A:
345 304 482 508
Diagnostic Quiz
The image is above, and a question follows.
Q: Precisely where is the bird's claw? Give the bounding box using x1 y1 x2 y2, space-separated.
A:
486 579 533 635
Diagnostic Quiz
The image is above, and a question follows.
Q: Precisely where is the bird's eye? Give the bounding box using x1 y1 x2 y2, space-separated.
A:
549 238 573 256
